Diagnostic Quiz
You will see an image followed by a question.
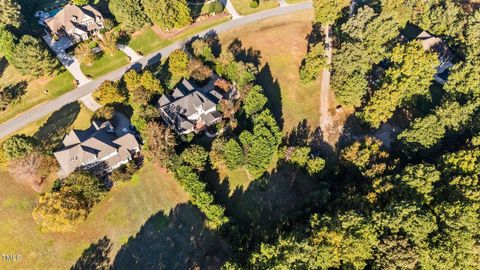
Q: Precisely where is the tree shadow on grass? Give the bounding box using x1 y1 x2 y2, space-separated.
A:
71 236 112 270
112 203 231 270
256 63 284 129
0 57 8 77
228 38 262 68
34 101 81 152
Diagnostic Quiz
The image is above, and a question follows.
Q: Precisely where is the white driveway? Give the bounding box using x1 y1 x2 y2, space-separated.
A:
117 44 142 62
43 34 91 86
79 93 102 112
224 0 242 19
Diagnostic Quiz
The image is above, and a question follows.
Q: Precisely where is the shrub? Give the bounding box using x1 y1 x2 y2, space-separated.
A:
250 0 259 8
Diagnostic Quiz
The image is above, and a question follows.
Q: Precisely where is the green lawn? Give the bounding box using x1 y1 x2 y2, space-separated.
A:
81 50 130 79
0 163 188 269
0 66 75 125
230 0 279 15
128 16 230 55
128 28 172 55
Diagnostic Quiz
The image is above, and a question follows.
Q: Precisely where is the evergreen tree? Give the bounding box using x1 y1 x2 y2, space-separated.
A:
0 0 21 28
10 35 58 78
0 27 15 62
109 0 150 31
243 85 267 117
300 43 327 83
142 0 191 30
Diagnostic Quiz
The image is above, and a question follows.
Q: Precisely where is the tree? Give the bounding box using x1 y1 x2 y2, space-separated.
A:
141 0 191 30
92 105 115 122
300 43 327 83
123 69 142 91
307 157 325 175
313 0 350 25
331 7 400 107
144 121 176 167
359 42 439 128
284 146 311 167
223 139 244 170
109 0 150 31
174 165 228 229
168 49 189 79
10 35 58 78
373 235 420 270
32 172 105 232
243 85 267 116
240 109 282 178
398 164 440 203
215 51 258 89
74 42 96 66
0 27 15 62
8 152 56 191
191 39 214 62
110 162 138 182
340 137 391 179
181 145 208 171
99 31 118 56
398 100 478 152
2 134 36 159
0 0 21 28
93 80 126 105
73 0 90 6
140 70 163 94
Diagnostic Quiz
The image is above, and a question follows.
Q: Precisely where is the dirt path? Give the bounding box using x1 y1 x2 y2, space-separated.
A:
319 25 334 146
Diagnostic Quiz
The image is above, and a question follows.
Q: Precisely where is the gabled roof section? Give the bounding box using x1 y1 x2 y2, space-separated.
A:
45 4 103 36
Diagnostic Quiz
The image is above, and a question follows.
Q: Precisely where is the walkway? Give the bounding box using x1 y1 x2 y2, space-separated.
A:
0 1 312 139
279 0 289 7
43 35 91 86
118 44 142 63
224 0 242 19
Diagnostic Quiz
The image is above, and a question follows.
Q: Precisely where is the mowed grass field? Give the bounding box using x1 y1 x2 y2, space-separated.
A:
0 62 75 125
0 163 188 269
230 0 279 15
219 10 320 134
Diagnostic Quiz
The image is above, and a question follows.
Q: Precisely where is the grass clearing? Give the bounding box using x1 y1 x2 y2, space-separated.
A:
129 15 230 55
0 163 188 269
0 65 75 125
230 0 279 15
128 28 172 55
219 10 320 133
81 50 130 79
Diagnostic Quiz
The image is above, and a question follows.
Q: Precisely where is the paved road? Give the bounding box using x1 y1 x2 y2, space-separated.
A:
0 1 312 139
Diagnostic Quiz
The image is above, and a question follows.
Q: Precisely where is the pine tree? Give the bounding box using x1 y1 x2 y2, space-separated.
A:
10 35 58 78
0 0 21 28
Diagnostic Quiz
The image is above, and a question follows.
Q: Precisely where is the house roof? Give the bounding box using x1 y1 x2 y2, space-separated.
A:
157 78 226 133
54 118 139 175
45 4 103 36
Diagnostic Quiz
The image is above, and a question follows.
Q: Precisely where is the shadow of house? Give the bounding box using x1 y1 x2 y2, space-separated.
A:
34 101 81 152
256 63 284 129
71 236 112 270
112 203 231 270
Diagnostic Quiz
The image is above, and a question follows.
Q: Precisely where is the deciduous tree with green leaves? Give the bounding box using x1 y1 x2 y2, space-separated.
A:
93 80 127 105
142 0 191 30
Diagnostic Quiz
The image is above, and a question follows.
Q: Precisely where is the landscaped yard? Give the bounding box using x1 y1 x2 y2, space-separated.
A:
230 0 279 15
128 28 172 55
219 10 321 134
0 63 75 125
0 162 189 269
81 50 130 79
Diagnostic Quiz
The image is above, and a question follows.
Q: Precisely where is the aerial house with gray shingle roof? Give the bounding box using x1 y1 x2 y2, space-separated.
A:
54 115 140 177
157 78 236 135
45 4 104 43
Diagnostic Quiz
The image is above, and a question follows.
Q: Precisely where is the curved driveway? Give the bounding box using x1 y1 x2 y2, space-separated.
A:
0 1 312 139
